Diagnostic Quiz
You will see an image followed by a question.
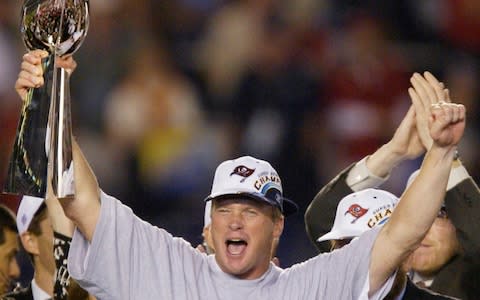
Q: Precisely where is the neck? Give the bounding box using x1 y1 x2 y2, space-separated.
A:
33 267 54 296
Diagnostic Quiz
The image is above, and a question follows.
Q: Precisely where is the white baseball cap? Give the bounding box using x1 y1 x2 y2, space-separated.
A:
205 156 298 216
317 188 399 242
16 195 45 235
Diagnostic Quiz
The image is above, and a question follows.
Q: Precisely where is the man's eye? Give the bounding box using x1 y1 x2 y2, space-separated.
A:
437 208 448 219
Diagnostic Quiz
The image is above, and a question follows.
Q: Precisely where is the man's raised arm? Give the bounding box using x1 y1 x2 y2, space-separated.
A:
15 50 101 242
368 100 466 294
60 140 101 242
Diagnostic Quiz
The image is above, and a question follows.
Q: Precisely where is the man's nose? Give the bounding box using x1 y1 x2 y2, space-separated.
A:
228 211 244 230
9 258 20 279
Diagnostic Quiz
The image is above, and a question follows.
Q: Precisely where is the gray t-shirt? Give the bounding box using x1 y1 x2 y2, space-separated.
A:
68 192 394 300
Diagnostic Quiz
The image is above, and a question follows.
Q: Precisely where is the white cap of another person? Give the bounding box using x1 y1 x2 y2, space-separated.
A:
317 188 399 242
16 195 45 235
205 156 298 216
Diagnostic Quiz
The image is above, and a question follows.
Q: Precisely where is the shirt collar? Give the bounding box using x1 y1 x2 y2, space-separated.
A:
409 271 434 287
31 279 52 300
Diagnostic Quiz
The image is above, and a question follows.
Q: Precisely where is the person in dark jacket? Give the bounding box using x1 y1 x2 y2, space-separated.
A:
317 188 458 300
305 72 479 299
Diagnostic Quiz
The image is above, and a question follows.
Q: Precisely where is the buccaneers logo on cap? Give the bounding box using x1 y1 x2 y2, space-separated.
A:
345 204 368 223
230 165 255 182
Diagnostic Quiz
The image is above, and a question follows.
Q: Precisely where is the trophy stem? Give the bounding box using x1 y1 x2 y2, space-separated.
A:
49 66 75 199
3 54 55 197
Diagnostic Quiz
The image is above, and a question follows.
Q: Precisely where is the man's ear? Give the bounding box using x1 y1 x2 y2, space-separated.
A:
20 231 39 256
273 216 284 239
203 226 215 252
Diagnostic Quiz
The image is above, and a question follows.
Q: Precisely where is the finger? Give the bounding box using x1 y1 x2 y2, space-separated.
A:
442 104 454 124
449 103 459 123
31 49 49 58
430 106 451 136
408 87 424 113
452 103 466 123
430 103 441 113
408 87 428 122
416 72 438 105
21 60 43 77
411 73 433 111
444 89 451 103
424 72 445 102
16 70 43 89
18 69 43 87
23 50 48 64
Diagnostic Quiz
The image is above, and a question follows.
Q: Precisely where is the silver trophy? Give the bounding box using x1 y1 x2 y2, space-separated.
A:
3 0 89 199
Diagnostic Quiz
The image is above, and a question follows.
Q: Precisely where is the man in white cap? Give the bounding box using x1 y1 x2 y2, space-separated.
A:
316 188 399 251
0 204 21 295
4 193 89 300
20 51 466 299
305 72 479 299
6 196 53 300
197 196 280 266
315 189 458 299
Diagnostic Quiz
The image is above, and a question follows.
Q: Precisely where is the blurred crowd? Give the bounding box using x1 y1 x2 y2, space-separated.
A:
1 0 479 282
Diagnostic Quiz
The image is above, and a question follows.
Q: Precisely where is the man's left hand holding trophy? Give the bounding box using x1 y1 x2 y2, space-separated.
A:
16 50 77 101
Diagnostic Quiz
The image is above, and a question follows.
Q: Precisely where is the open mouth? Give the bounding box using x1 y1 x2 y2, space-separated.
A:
226 239 248 255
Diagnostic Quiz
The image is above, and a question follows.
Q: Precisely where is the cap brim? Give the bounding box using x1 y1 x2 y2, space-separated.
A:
205 192 298 217
281 197 299 217
316 230 357 243
16 196 45 234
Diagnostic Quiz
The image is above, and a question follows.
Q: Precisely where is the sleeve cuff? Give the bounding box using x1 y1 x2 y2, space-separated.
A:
346 156 388 192
447 163 469 190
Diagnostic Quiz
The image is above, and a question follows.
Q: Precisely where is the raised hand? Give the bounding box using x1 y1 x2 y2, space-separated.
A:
429 102 465 148
408 71 450 150
15 50 48 101
15 50 77 101
387 104 424 160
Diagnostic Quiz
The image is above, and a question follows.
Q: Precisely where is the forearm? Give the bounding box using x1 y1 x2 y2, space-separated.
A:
369 145 455 292
345 141 409 192
45 196 75 237
45 175 75 236
386 145 455 251
365 142 408 179
60 139 101 242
